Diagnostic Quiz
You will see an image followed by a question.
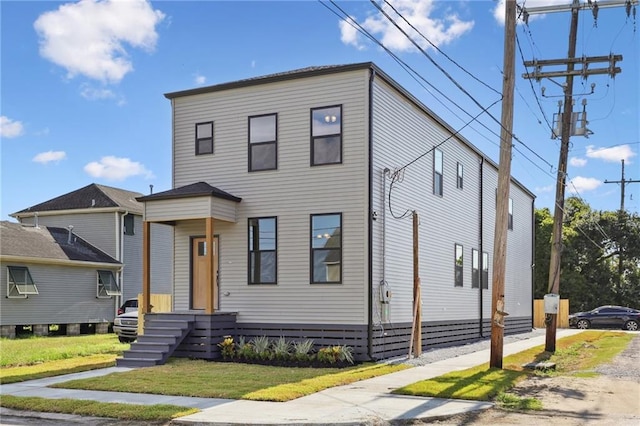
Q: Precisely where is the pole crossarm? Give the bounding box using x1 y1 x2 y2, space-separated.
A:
523 55 623 80
523 0 638 15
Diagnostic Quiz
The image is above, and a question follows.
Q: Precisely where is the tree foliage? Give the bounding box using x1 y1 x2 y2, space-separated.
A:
534 197 640 313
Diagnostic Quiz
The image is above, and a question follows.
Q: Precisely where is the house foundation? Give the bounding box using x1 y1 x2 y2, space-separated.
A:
66 323 80 336
1 325 15 339
95 322 109 334
33 324 49 336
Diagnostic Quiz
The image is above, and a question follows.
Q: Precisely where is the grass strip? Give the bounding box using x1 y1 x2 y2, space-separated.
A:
0 354 117 384
0 395 198 422
53 359 408 401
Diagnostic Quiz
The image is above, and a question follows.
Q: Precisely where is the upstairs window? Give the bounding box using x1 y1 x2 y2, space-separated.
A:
508 198 514 230
195 121 214 155
457 162 463 189
471 249 479 288
311 105 342 166
311 213 342 283
124 214 135 236
248 217 277 284
249 114 277 171
7 266 38 298
434 149 443 196
482 252 489 289
97 270 121 298
454 244 463 287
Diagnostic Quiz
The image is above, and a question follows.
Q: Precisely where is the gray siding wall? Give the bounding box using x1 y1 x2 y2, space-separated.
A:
0 262 116 325
21 212 118 257
171 70 371 325
370 77 533 326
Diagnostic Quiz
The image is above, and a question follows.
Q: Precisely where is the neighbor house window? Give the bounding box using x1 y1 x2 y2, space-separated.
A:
454 244 463 287
311 213 342 283
482 252 489 289
6 266 38 298
249 217 277 284
434 149 443 196
472 249 479 288
457 162 463 189
311 105 342 166
97 270 121 298
124 214 135 236
195 121 214 155
249 114 277 171
508 198 513 230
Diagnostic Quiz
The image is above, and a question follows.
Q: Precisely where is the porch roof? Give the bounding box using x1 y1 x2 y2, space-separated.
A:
136 182 241 203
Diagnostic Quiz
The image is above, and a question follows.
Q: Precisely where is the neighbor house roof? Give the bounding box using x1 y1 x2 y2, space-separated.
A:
136 182 242 203
0 221 121 266
11 183 144 217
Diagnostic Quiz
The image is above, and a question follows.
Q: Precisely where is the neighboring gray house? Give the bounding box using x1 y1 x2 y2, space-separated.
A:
125 62 535 366
0 221 121 338
10 183 173 311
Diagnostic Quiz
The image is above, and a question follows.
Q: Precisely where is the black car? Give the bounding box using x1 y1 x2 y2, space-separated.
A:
568 305 640 331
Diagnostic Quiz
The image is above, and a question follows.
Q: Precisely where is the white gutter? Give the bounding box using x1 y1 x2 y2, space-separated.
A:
0 255 123 270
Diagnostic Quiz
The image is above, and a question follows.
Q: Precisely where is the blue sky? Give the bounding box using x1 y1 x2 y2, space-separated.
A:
1 0 638 222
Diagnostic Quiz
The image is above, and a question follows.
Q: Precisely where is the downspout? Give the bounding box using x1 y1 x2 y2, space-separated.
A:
531 198 536 329
479 157 484 337
119 211 128 311
367 67 375 360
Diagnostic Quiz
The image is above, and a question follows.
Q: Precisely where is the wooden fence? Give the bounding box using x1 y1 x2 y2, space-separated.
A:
533 299 570 328
137 294 172 335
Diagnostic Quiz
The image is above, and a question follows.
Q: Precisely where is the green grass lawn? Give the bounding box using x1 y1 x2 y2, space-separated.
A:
0 334 128 384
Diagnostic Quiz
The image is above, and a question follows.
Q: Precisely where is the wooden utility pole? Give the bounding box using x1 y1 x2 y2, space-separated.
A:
522 0 630 353
409 210 422 358
605 159 640 295
490 0 517 369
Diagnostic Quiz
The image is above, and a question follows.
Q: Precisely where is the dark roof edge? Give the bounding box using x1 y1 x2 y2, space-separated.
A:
164 62 375 99
136 191 242 203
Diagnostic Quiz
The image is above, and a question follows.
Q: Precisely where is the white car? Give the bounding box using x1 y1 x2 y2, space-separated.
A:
113 310 138 343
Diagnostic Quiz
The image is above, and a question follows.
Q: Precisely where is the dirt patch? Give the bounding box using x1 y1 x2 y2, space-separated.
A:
423 372 640 425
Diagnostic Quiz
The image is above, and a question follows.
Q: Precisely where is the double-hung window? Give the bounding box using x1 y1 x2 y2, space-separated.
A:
454 244 463 287
97 270 121 298
249 217 277 284
311 213 342 283
7 266 38 298
482 252 489 289
124 214 135 236
249 114 277 171
457 162 463 189
311 105 342 166
195 121 214 155
434 149 443 196
472 249 479 288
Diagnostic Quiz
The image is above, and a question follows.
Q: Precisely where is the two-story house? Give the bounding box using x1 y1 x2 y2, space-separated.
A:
125 62 535 365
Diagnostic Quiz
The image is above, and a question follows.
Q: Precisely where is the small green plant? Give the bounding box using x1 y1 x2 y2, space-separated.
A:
293 339 315 361
317 345 355 365
236 336 255 360
250 336 272 360
217 336 235 359
272 337 292 359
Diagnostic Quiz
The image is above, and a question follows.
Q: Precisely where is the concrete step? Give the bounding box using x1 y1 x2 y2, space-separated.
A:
143 326 184 337
116 357 159 368
146 320 191 330
130 341 171 353
140 334 178 344
123 350 164 361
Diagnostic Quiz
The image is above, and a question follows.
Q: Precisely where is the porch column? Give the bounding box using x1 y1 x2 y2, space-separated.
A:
142 220 151 314
205 217 215 314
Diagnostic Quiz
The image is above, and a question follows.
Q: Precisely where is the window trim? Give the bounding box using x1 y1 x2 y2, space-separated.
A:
471 249 479 288
248 216 278 285
310 213 343 284
433 149 443 196
310 105 343 166
97 270 121 298
248 113 278 172
456 162 463 189
195 121 214 155
7 266 38 298
454 243 463 287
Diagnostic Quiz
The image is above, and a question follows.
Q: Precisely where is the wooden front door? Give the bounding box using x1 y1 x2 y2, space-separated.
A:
191 236 219 310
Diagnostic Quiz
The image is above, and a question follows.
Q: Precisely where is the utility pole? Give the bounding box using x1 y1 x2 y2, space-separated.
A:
522 0 631 353
605 159 640 297
490 0 516 369
409 210 422 358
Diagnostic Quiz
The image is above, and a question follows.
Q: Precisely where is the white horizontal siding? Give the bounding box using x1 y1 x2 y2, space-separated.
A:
170 70 371 325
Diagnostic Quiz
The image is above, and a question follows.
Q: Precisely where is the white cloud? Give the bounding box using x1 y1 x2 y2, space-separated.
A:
492 0 568 25
1 116 25 138
33 151 66 164
194 74 206 85
80 83 116 100
84 156 154 181
568 176 602 193
535 184 555 194
340 0 473 52
586 144 636 163
569 157 587 167
34 0 165 84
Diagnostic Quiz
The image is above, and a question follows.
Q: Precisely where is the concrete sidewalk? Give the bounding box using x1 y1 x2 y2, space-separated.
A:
1 329 582 425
